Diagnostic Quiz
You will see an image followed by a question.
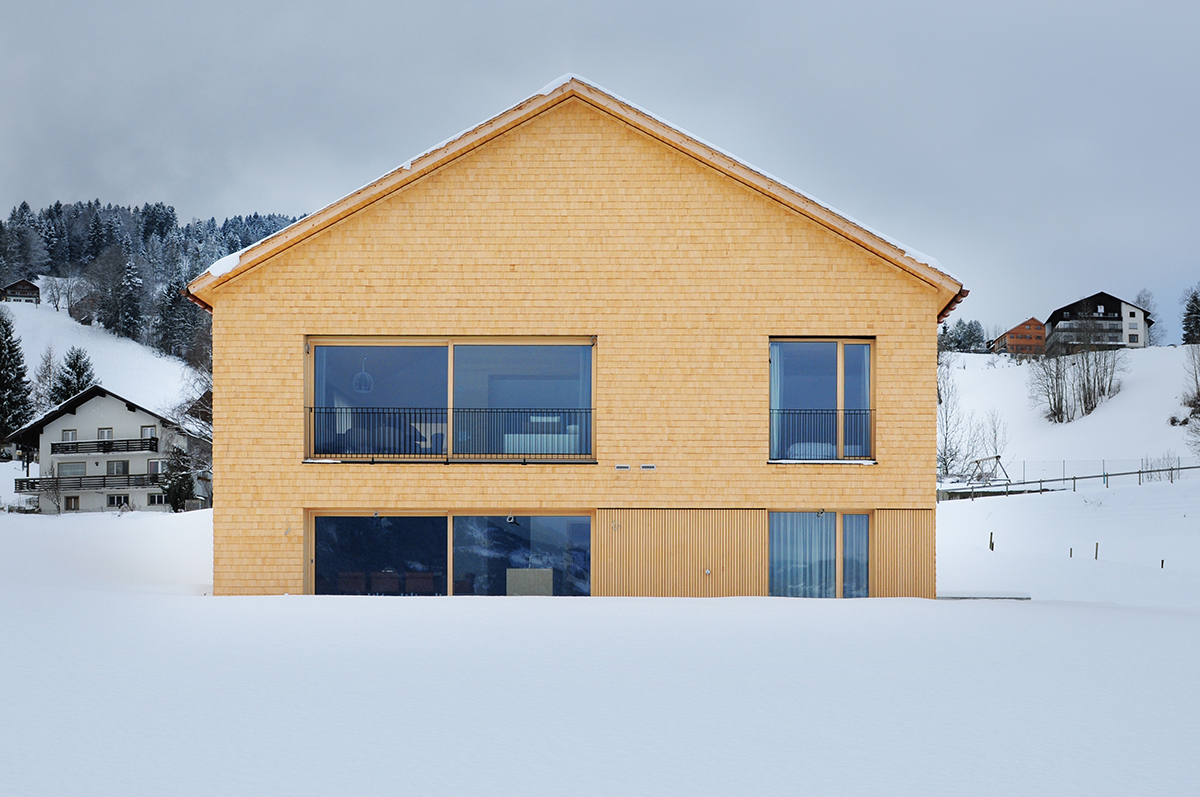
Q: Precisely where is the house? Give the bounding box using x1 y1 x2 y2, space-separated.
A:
2 279 40 305
5 385 206 513
1045 292 1152 350
988 317 1045 355
185 76 966 599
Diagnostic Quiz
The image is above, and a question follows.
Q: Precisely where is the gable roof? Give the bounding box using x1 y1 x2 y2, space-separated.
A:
4 385 171 448
2 279 39 293
187 75 966 320
1047 292 1154 327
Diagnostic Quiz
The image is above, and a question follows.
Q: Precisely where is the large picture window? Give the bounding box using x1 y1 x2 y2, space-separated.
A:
314 515 448 596
312 514 591 596
309 339 593 461
769 340 872 460
769 511 870 598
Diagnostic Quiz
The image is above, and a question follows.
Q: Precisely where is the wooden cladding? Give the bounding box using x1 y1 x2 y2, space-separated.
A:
594 509 767 597
872 509 936 598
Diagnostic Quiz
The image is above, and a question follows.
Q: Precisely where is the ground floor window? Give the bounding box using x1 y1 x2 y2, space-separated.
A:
107 494 130 508
453 515 591 596
315 516 448 595
769 511 869 598
64 496 80 511
313 513 592 596
147 493 167 506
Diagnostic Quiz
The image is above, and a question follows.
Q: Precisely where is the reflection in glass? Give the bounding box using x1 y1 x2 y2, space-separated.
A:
315 516 448 595
313 346 448 456
842 514 870 598
453 345 592 457
844 344 871 458
769 511 836 598
453 515 591 596
770 341 837 460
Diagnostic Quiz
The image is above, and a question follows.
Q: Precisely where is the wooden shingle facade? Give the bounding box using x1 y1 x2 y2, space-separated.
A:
187 78 964 598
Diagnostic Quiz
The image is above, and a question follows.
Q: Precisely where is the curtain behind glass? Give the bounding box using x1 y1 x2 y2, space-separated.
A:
769 512 836 597
842 514 870 598
770 342 783 458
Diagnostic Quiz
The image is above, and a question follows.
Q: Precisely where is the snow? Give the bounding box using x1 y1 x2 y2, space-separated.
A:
2 496 1199 795
948 348 1196 463
4 300 191 415
205 248 243 278
204 76 954 282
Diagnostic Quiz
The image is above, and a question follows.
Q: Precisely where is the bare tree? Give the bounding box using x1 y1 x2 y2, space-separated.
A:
1182 344 1200 412
1135 288 1162 346
1027 348 1073 423
37 463 62 514
937 361 981 477
981 408 1009 459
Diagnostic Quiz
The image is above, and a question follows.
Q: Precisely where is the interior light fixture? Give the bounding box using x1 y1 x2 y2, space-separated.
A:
353 359 374 393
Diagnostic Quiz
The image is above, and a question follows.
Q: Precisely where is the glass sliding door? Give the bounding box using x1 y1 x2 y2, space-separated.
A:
452 515 591 596
312 345 447 458
842 514 870 598
452 345 592 458
314 516 448 595
768 511 836 597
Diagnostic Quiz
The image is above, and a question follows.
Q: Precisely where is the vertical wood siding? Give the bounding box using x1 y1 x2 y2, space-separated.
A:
872 509 936 598
594 509 767 596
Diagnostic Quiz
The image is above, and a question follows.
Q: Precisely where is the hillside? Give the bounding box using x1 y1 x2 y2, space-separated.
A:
5 299 192 414
948 347 1196 465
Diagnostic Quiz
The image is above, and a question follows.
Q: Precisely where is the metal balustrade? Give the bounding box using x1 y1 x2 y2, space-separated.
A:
770 409 873 460
307 407 594 461
15 473 164 493
51 437 158 455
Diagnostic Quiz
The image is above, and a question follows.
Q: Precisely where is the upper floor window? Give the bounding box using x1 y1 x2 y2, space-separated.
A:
310 339 593 461
770 340 872 461
97 428 113 440
106 460 129 476
141 425 157 439
62 429 77 442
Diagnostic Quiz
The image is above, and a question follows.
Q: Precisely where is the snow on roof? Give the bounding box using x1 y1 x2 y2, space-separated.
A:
204 75 955 283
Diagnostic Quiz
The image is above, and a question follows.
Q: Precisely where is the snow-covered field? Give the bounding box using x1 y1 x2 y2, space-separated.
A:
3 334 1200 793
2 494 1199 796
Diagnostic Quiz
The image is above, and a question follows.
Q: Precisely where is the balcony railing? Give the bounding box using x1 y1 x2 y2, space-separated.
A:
51 437 158 455
311 408 448 459
452 408 592 459
770 409 873 460
15 473 164 493
308 407 594 461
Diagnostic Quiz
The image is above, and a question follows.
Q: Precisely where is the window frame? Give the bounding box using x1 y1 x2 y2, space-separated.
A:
304 508 595 596
64 496 80 511
768 337 876 463
61 429 77 442
97 428 113 441
107 494 130 508
147 493 168 506
767 509 873 598
305 336 597 463
106 460 130 476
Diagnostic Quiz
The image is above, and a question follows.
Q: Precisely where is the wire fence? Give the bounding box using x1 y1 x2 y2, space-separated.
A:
939 459 1200 501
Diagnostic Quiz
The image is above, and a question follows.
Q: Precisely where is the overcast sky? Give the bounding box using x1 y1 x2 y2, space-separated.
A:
3 0 1197 340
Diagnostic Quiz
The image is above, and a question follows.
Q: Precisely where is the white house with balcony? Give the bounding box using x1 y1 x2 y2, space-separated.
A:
1045 291 1153 350
5 385 205 513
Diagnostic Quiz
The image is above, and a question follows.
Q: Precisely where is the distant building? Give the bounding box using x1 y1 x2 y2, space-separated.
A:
1045 292 1152 350
5 385 209 513
1 279 40 305
989 318 1045 355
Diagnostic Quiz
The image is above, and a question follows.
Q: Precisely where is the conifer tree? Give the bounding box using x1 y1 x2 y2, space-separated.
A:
49 346 98 404
115 256 144 339
163 446 195 511
1182 287 1200 345
0 308 34 439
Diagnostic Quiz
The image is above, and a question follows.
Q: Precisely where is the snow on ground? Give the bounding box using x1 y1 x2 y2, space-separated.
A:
4 300 191 414
948 348 1196 464
1 491 1199 796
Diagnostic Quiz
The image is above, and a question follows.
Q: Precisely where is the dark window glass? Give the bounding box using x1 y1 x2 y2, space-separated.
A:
453 346 592 457
842 514 870 598
452 515 591 596
315 516 448 595
770 341 871 460
313 346 448 457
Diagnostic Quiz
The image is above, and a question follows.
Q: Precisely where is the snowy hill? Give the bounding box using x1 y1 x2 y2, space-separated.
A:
4 300 192 414
948 347 1196 464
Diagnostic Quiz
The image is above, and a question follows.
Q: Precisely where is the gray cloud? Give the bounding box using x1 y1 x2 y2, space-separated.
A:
3 0 1197 338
